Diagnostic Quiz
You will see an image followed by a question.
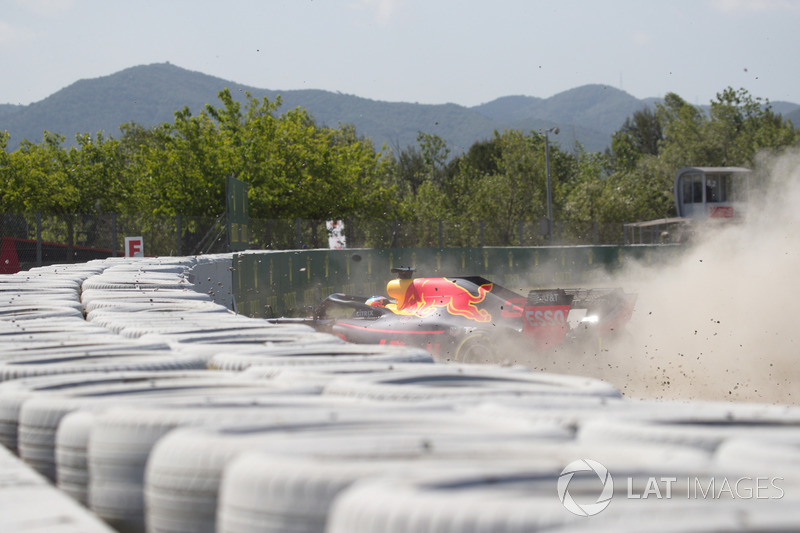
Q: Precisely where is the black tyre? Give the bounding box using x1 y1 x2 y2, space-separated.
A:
454 333 495 364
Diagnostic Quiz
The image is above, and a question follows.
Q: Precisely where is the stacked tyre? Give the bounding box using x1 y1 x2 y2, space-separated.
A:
1 254 800 533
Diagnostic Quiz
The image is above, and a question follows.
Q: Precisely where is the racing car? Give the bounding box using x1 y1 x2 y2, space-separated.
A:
273 267 637 363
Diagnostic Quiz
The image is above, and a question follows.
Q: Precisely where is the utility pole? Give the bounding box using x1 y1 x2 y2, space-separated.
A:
544 126 559 245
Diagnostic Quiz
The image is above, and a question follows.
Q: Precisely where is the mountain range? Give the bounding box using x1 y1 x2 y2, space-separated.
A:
1 63 798 155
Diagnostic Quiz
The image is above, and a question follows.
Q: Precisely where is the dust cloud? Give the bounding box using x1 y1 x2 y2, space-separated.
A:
515 150 800 405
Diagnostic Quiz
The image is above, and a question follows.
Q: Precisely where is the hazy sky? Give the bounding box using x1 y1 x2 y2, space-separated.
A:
1 0 798 107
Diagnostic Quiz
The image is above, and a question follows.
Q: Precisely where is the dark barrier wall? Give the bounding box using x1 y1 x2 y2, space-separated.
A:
232 245 681 318
0 237 124 274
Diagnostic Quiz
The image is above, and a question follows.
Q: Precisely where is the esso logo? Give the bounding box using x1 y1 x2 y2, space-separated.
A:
525 308 567 327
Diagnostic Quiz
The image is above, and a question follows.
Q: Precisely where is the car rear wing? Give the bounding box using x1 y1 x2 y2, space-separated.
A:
563 288 638 335
522 288 636 348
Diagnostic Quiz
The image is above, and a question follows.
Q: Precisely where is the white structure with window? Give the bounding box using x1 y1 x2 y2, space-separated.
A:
674 166 751 220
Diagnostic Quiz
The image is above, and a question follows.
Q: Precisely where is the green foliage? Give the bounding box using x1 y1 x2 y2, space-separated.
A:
1 86 797 250
0 132 13 211
607 106 663 172
601 87 799 220
114 89 393 223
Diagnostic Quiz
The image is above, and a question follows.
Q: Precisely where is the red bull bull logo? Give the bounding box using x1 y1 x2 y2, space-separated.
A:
390 278 493 322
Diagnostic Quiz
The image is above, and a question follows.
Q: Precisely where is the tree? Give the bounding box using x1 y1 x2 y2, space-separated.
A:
388 145 426 199
3 84 797 249
465 130 558 244
0 132 15 212
416 132 450 187
608 106 662 172
594 88 800 225
144 107 228 217
622 106 663 157
71 132 127 213
563 150 608 225
705 87 798 166
117 122 170 213
4 131 128 256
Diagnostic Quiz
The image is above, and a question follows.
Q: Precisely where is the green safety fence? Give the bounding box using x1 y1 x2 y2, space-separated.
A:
232 245 681 318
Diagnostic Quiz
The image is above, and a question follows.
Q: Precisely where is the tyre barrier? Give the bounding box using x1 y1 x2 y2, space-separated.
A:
217 442 713 533
114 320 305 340
85 397 382 532
0 317 113 337
18 374 316 481
207 343 435 371
81 277 194 292
0 370 237 453
140 329 336 350
0 303 85 321
578 415 800 453
237 361 441 390
0 335 127 355
144 410 573 533
80 288 212 308
320 363 623 401
714 436 800 477
0 254 799 532
2 369 316 468
0 340 174 360
130 321 318 342
83 299 229 314
325 466 800 533
56 409 96 503
1 295 85 311
0 443 116 532
462 395 800 430
59 393 332 516
0 281 82 292
0 350 208 382
236 362 534 396
84 302 230 321
85 310 235 335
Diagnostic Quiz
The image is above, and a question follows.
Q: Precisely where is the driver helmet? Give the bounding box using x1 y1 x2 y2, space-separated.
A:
365 296 391 308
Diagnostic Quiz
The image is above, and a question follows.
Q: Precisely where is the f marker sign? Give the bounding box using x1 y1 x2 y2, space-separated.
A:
125 236 144 258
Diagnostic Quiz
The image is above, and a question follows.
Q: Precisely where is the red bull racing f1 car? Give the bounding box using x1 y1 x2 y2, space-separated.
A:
276 268 637 363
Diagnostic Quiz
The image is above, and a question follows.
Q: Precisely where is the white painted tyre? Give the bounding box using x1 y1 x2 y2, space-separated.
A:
0 351 207 382
321 365 621 401
0 444 116 532
141 329 334 348
0 304 85 321
324 458 759 533
87 397 363 533
18 375 282 480
56 410 96 504
238 361 436 391
143 410 567 533
80 288 211 306
578 416 800 453
0 370 216 454
83 299 225 314
208 344 434 371
714 436 800 476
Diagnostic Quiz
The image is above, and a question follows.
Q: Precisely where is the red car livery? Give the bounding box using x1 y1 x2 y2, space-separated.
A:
277 268 637 363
